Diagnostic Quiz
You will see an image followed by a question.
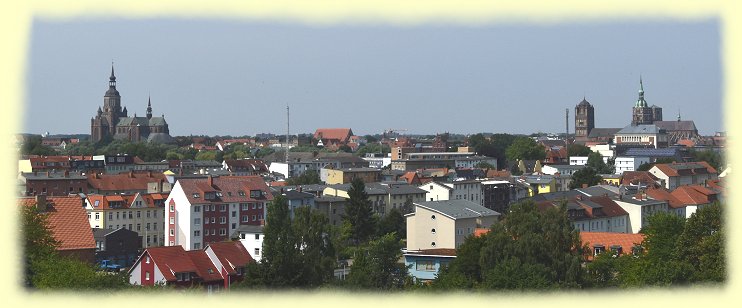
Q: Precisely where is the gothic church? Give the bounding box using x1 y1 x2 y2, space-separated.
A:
91 66 174 143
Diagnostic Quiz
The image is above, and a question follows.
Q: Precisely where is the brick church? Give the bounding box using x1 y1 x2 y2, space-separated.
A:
91 65 174 143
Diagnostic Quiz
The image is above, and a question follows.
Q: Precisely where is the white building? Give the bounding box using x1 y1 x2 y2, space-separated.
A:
405 200 500 250
418 180 484 206
614 156 650 174
613 195 670 233
234 225 264 262
165 175 272 251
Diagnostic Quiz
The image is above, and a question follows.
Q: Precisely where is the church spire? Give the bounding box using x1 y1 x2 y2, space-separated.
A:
146 96 153 119
109 62 116 87
635 76 647 108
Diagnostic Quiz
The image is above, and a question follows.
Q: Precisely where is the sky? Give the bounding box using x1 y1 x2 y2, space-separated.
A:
24 18 722 137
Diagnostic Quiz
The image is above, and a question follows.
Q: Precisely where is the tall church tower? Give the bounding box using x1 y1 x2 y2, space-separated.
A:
631 77 654 126
92 64 127 142
575 97 595 139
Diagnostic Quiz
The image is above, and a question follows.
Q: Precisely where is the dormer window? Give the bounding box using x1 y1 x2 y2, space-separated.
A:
431 215 436 220
593 244 605 256
238 190 246 196
193 193 200 198
250 190 262 198
216 192 223 197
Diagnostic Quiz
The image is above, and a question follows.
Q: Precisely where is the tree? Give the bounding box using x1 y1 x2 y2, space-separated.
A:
474 161 495 169
376 208 405 240
567 144 591 157
257 195 300 287
343 178 377 245
286 170 322 186
291 206 337 287
346 233 410 290
468 133 516 170
688 149 723 171
433 200 585 290
569 166 602 189
505 137 546 162
22 205 58 287
586 152 613 174
675 202 724 282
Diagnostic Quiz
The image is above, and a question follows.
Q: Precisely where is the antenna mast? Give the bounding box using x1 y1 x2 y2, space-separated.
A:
565 108 569 157
286 105 290 164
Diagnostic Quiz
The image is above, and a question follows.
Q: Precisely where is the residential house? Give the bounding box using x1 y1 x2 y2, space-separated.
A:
19 195 96 263
86 192 167 248
418 180 484 206
403 248 457 282
613 193 670 233
314 128 354 150
87 170 170 195
534 194 630 233
621 147 683 163
127 246 224 291
222 159 269 176
93 227 141 268
323 182 427 215
20 170 88 196
322 167 381 185
314 195 347 227
232 225 264 262
405 200 500 251
614 156 650 174
517 175 557 196
204 241 254 288
165 175 273 250
580 232 645 261
648 161 718 190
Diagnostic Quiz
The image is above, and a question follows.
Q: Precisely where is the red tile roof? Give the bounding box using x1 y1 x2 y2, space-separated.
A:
143 246 198 281
473 228 490 237
671 185 716 205
645 187 684 208
206 241 254 275
87 172 167 192
184 250 223 282
621 171 660 186
313 128 353 143
176 175 274 205
652 161 717 177
19 196 96 251
400 172 421 185
580 232 645 261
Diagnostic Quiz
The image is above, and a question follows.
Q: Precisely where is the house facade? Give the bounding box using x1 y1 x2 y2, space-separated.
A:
405 200 500 250
648 161 718 190
85 193 167 248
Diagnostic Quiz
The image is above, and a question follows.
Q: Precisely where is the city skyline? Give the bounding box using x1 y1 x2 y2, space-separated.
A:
25 18 722 137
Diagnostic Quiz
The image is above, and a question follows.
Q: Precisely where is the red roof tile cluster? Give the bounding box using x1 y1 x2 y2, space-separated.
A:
652 161 717 177
645 187 684 209
672 185 718 205
87 171 167 192
400 172 421 185
177 175 274 205
313 128 353 144
223 159 268 173
621 171 660 187
19 196 96 251
580 232 645 261
88 192 168 210
207 241 255 275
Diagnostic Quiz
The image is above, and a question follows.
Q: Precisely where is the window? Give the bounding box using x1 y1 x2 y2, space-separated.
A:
109 213 113 220
137 211 141 218
232 211 237 218
146 256 150 264
146 223 151 231
95 213 100 220
416 260 436 271
431 228 436 234
129 224 132 230
170 217 174 224
128 212 133 219
153 223 157 231
109 225 113 230
170 205 174 212
258 203 263 209
255 234 260 240
145 271 150 281
220 217 226 224
431 215 436 220
211 217 216 223
232 223 236 229
194 218 201 225
169 241 174 246
211 229 216 235
220 228 226 236
241 203 248 210
242 215 248 222
220 204 227 212
252 215 257 221
252 203 256 209
254 248 260 256
194 243 201 249
194 230 201 236
169 229 174 236
431 242 436 247
238 190 245 196
194 205 201 212
136 224 141 231
193 193 200 198
146 210 151 218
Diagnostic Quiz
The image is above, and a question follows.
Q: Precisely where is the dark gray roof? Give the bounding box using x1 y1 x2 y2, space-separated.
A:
116 116 167 127
233 224 264 234
587 128 622 138
315 195 346 203
280 190 315 199
576 185 620 198
147 133 175 144
415 200 500 220
653 121 698 132
616 124 664 135
327 182 427 196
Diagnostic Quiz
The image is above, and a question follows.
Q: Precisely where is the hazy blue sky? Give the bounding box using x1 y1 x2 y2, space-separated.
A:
25 18 722 137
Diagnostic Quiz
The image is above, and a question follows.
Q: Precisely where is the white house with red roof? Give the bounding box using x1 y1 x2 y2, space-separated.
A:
128 245 222 291
165 175 273 250
648 161 718 190
85 192 167 248
204 241 254 288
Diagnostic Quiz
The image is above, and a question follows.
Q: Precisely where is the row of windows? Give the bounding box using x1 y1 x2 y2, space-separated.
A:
108 222 162 231
105 210 160 220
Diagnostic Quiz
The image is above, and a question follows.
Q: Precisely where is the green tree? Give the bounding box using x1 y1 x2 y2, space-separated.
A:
431 233 487 289
343 178 377 245
567 144 591 157
675 202 724 282
21 135 58 156
286 170 322 186
474 161 496 169
586 152 613 174
22 205 58 287
376 208 405 240
505 137 546 162
291 206 337 287
346 233 410 290
569 166 603 189
468 133 516 170
688 149 723 171
194 150 217 161
258 195 300 287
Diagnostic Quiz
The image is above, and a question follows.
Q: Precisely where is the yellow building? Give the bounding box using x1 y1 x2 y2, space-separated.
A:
322 167 380 185
520 176 556 196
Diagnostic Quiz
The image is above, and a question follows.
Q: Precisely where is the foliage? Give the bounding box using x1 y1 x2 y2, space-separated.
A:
222 143 250 160
567 144 591 157
343 178 377 245
688 149 723 171
433 200 585 290
467 133 516 169
675 202 724 282
568 167 603 189
290 145 327 153
338 145 353 153
194 150 218 161
346 233 410 290
21 135 58 156
505 137 546 162
286 170 322 186
474 161 496 169
355 142 391 157
376 208 406 240
586 152 613 174
22 205 59 287
235 196 336 289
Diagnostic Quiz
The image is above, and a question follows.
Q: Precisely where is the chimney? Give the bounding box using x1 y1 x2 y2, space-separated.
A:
35 195 47 212
148 170 152 177
63 170 69 178
207 175 213 187
299 185 302 192
129 170 134 178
